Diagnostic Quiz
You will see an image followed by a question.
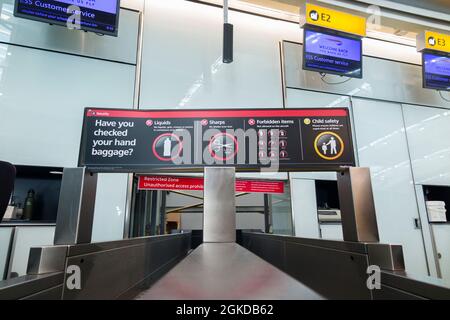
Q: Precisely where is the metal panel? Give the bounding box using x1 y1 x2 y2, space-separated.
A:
367 243 405 271
26 246 68 275
135 243 323 300
241 234 286 271
337 167 380 242
373 284 425 300
54 168 98 245
0 272 64 300
380 271 450 300
21 285 63 300
243 232 368 254
284 241 372 299
241 232 450 299
203 167 236 243
241 232 372 299
62 233 191 299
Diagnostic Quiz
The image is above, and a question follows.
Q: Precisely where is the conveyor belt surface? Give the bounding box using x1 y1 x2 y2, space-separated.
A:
135 243 323 300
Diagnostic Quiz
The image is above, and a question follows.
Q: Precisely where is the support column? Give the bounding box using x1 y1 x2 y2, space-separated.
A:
203 167 236 242
54 167 98 245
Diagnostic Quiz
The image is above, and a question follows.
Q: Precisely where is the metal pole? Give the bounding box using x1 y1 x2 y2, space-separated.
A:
203 167 236 242
223 0 233 63
54 167 97 245
264 194 271 233
223 0 228 23
337 167 379 242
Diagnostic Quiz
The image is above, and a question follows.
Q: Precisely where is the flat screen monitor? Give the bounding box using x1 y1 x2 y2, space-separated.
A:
422 52 450 91
303 28 363 78
14 0 120 37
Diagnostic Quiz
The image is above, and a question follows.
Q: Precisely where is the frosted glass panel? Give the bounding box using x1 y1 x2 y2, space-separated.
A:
140 0 299 109
92 173 129 242
0 44 135 243
290 179 320 238
352 98 428 276
320 224 343 240
0 0 139 64
432 224 450 286
284 41 450 109
0 44 136 167
8 226 55 277
403 105 450 186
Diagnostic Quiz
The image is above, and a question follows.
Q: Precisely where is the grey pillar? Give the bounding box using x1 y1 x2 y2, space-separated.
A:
337 167 379 243
203 167 236 242
54 167 98 245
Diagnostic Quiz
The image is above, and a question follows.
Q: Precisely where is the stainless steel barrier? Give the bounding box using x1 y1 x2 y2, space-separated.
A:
240 231 450 300
0 232 191 300
0 273 64 300
134 242 323 300
4 165 447 300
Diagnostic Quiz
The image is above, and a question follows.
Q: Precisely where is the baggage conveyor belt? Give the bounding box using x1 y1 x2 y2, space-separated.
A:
134 243 323 300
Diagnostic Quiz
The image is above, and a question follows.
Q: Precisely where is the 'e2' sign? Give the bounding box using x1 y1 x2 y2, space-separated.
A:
321 13 331 22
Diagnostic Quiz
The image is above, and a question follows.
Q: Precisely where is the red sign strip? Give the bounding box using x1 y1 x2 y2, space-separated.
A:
86 108 348 118
138 175 285 194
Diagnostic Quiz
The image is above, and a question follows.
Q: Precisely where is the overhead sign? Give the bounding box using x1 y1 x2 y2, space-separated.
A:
301 3 366 37
303 27 362 78
417 31 450 54
78 108 355 172
138 175 285 194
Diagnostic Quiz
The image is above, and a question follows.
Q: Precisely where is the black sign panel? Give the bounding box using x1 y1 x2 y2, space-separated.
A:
14 0 120 36
79 108 355 172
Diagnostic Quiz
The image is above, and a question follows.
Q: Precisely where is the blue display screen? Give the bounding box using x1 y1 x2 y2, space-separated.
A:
303 29 362 78
423 52 450 91
14 0 120 36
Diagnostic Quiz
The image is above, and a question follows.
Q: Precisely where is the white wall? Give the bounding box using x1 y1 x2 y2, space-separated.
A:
403 105 450 186
140 0 299 110
403 105 450 281
352 98 429 276
0 1 140 242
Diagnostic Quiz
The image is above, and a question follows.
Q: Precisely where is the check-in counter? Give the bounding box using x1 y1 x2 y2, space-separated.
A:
0 222 55 280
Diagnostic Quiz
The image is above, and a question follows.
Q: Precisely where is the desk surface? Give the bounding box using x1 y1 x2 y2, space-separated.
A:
135 243 323 300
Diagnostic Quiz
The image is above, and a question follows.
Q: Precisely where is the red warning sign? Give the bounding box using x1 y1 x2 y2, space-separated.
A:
138 175 284 194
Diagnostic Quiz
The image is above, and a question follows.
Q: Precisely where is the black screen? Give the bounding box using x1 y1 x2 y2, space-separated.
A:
422 52 450 91
303 28 363 78
14 0 120 36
